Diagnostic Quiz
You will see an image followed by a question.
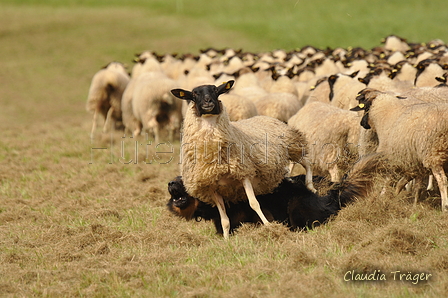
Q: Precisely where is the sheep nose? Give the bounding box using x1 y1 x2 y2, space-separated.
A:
168 181 175 186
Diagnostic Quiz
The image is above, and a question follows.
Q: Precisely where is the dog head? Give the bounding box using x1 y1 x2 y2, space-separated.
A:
167 176 199 220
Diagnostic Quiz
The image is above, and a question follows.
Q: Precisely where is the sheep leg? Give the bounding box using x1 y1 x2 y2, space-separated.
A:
242 178 270 225
153 126 160 145
213 192 230 239
148 117 160 144
395 176 411 195
427 175 434 191
90 110 98 140
405 179 414 193
287 162 295 177
431 166 448 211
328 164 341 183
413 176 424 206
300 158 317 193
103 107 115 134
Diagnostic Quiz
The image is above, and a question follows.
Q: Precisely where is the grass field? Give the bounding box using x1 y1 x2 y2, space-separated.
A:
1 1 448 297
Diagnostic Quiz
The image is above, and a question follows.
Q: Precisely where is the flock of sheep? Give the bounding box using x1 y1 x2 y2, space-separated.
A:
86 35 448 238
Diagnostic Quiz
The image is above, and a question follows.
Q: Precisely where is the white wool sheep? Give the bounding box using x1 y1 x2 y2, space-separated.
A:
389 60 417 82
304 72 363 109
305 76 331 105
255 93 302 123
131 53 162 78
400 84 448 104
288 101 362 182
351 88 448 211
232 68 268 103
160 54 185 80
358 66 412 94
314 57 341 77
86 62 130 139
131 72 182 143
382 35 410 53
414 59 446 87
130 51 155 78
171 81 315 238
122 56 164 137
387 51 407 65
268 75 299 96
121 78 141 137
218 93 258 121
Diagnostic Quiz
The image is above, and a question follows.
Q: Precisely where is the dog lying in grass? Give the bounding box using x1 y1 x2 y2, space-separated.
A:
167 175 340 234
167 154 383 235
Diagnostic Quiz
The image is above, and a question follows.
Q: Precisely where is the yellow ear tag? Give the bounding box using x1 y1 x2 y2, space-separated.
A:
179 91 185 97
225 83 231 89
358 103 365 108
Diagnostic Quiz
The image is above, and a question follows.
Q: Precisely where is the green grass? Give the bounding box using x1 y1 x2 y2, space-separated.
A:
1 1 448 297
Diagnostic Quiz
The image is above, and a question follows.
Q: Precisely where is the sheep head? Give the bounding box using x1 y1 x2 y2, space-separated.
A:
171 80 234 116
350 88 384 129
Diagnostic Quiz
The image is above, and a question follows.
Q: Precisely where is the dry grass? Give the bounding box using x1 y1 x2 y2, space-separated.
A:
1 2 448 297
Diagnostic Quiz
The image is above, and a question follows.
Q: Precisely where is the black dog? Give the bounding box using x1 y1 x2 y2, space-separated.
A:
167 154 383 235
167 175 340 234
167 176 269 235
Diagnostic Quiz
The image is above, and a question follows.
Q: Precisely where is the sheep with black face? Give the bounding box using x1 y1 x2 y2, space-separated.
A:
351 88 448 210
171 80 315 239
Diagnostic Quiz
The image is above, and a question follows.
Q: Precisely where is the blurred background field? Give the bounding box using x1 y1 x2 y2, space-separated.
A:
1 0 448 297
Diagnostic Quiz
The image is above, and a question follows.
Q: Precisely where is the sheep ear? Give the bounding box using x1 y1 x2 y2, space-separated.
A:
216 80 234 95
358 77 368 85
350 103 365 111
171 89 193 101
349 70 359 78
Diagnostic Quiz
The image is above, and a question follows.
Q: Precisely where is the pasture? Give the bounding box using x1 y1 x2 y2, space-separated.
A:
1 1 448 297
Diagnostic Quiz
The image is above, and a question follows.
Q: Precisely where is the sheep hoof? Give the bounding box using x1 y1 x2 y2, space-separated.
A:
308 185 318 193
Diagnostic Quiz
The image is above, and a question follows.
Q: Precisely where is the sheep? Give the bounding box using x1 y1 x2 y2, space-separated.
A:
304 71 363 109
86 62 130 139
231 67 268 103
121 56 165 137
218 93 258 121
167 153 385 234
131 51 155 78
387 51 407 65
389 60 417 82
132 72 183 143
171 80 315 239
288 101 362 182
382 35 410 53
255 92 302 123
268 74 299 96
358 64 412 94
304 76 331 105
399 83 448 104
351 88 448 210
254 71 303 123
314 57 340 77
167 175 290 234
414 59 447 87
